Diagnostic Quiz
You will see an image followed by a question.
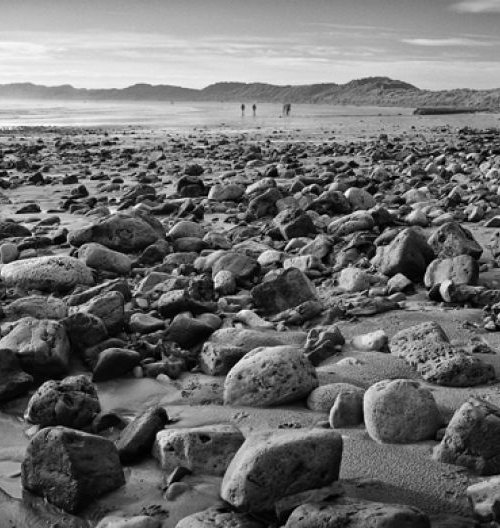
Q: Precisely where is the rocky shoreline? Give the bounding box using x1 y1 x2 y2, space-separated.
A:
0 123 500 527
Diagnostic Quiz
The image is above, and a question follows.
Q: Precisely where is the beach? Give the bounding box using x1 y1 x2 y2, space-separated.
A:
0 110 500 527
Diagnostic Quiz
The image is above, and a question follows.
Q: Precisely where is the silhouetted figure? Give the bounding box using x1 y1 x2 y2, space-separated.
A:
282 103 291 117
252 103 257 117
241 103 245 116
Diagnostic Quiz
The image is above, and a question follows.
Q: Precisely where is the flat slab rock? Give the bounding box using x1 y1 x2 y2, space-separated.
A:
153 424 244 476
220 428 342 512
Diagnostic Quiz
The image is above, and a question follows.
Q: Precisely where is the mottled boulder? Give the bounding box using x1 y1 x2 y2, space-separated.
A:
0 317 70 379
364 379 442 443
0 348 33 402
25 375 100 428
251 267 319 315
75 290 125 335
224 346 318 407
428 221 482 260
116 406 169 464
424 255 479 288
78 242 132 275
200 328 306 376
176 506 263 527
64 311 108 350
68 213 163 252
433 398 500 475
153 424 244 476
371 228 435 282
285 498 430 528
22 426 125 513
0 255 94 292
220 429 342 512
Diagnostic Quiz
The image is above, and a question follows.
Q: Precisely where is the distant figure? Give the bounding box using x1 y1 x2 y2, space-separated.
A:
241 103 245 116
282 103 291 117
252 103 257 117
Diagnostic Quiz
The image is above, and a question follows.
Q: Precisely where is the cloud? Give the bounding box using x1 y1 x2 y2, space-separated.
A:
451 0 500 12
402 37 493 46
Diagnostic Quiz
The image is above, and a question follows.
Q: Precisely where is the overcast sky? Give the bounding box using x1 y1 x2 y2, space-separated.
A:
0 0 499 90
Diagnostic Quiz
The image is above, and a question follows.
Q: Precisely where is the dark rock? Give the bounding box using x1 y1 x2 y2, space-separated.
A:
428 222 482 260
92 348 141 382
0 348 33 402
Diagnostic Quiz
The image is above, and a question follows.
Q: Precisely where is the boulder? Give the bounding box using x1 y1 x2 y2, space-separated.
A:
168 220 205 240
427 221 482 260
0 348 33 402
200 328 306 376
97 516 161 528
64 311 108 350
92 347 141 382
329 390 364 427
364 379 442 443
167 314 214 348
224 346 318 407
22 426 125 513
78 243 132 275
328 211 374 237
344 187 376 210
211 252 260 284
68 213 163 252
3 295 68 320
273 208 317 240
303 325 345 366
0 255 94 292
307 383 364 412
251 267 319 315
433 398 500 475
176 506 263 528
25 375 100 428
351 330 388 351
116 406 169 464
284 498 430 528
0 317 70 379
371 228 434 282
76 290 125 334
0 220 31 240
220 428 342 512
338 267 371 292
467 476 500 522
424 255 479 288
153 424 244 476
208 183 245 202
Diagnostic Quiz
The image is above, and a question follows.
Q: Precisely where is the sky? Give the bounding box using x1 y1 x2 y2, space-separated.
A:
0 0 499 90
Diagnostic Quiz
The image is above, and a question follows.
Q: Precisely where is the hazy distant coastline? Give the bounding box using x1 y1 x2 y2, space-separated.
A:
1 76 499 110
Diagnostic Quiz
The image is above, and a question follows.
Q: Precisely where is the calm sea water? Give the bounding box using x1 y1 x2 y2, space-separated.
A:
0 99 499 139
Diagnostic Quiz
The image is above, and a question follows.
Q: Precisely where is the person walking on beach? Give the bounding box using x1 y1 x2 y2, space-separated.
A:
282 103 291 117
252 103 257 117
241 103 245 116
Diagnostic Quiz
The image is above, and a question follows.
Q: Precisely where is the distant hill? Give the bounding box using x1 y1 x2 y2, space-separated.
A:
0 77 499 109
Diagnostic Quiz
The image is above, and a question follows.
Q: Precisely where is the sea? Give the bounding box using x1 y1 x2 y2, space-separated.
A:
0 99 499 140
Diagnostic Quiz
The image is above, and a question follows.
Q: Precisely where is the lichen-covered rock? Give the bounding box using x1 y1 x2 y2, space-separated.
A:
0 317 70 379
433 398 500 475
153 424 244 476
220 428 342 512
224 345 318 407
25 375 100 428
22 426 125 513
0 255 94 292
364 379 442 443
